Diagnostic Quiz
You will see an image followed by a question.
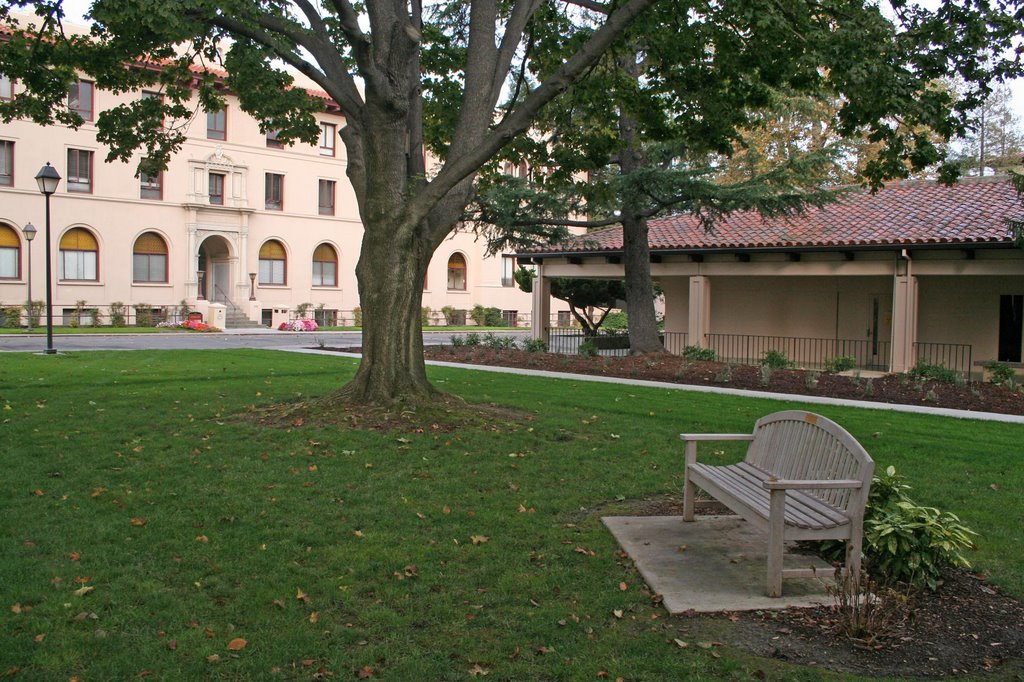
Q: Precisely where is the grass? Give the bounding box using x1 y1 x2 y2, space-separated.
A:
1 350 1021 680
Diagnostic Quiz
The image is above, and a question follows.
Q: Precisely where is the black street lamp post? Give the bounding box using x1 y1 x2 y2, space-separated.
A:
35 163 61 355
22 222 37 332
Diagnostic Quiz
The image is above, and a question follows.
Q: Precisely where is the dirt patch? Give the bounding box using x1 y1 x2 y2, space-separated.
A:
406 347 1024 416
243 391 535 433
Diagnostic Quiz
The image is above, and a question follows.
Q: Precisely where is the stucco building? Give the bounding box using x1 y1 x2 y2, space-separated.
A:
0 65 549 329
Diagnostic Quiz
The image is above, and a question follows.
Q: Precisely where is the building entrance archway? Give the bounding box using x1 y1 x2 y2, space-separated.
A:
197 235 232 303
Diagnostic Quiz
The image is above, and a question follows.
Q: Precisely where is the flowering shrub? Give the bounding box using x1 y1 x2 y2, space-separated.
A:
279 318 319 332
157 319 217 332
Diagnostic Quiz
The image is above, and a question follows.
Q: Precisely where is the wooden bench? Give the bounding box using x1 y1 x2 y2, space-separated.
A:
681 410 874 597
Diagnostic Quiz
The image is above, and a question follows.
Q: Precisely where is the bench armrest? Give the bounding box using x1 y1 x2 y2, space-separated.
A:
679 433 754 442
762 478 864 490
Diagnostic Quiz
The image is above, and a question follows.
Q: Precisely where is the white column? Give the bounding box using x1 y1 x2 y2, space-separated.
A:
531 264 551 344
890 274 918 373
688 275 711 348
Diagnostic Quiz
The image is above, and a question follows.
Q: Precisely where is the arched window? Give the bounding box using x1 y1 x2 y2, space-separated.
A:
0 224 20 279
447 253 467 291
259 239 286 285
133 232 168 283
59 228 98 281
312 243 337 287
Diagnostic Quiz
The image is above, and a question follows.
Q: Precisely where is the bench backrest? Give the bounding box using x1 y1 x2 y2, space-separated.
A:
746 410 874 512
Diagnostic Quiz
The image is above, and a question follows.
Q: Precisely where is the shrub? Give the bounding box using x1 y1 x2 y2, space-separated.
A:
421 306 432 326
27 300 43 327
109 302 127 327
483 332 517 350
760 349 794 369
352 306 362 327
983 361 1016 386
804 371 820 389
713 364 733 383
441 305 458 325
522 338 548 353
578 340 598 357
134 303 153 327
470 304 505 327
295 302 312 318
759 364 773 386
449 334 465 347
464 333 482 347
89 308 101 327
2 305 21 328
824 355 857 373
681 345 717 361
602 311 628 331
819 466 977 590
909 361 960 384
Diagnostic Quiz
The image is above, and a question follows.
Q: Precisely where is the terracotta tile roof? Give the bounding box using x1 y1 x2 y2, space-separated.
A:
524 177 1024 255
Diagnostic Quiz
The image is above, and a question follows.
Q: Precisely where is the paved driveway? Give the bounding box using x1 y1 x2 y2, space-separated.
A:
0 329 529 353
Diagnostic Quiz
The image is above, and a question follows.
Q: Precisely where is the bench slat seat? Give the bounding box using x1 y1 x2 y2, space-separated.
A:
681 410 874 597
688 461 851 531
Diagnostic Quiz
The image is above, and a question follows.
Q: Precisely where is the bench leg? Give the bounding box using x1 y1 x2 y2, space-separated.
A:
682 441 696 522
766 489 786 597
847 528 864 591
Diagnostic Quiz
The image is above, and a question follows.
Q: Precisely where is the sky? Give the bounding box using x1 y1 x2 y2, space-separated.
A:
36 0 1024 128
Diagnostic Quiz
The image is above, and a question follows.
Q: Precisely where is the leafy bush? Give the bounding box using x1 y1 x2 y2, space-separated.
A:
820 466 977 590
602 311 628 330
760 349 794 369
109 302 127 327
522 338 548 353
352 306 362 327
804 371 820 389
983 361 1016 386
449 334 465 347
824 355 857 373
681 345 717 361
759 364 773 386
464 333 482 346
470 304 505 327
134 303 153 327
713 364 733 383
421 306 432 326
2 305 21 328
482 332 517 350
909 362 961 384
578 340 598 357
441 305 458 325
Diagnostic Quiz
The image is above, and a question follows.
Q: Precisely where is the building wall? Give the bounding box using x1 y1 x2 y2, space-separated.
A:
0 77 553 327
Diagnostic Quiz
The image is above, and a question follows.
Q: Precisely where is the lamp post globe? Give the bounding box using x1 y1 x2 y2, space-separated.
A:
22 223 37 332
34 163 61 355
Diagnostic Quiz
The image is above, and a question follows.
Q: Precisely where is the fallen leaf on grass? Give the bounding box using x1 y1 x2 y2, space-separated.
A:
227 638 247 651
309 612 320 624
612 610 623 619
357 666 375 678
195 535 209 543
73 585 95 597
618 582 628 591
352 530 364 538
272 599 286 610
207 654 221 664
469 663 490 676
34 633 45 642
68 551 81 561
471 535 490 545
672 639 688 648
296 588 309 603
130 517 147 527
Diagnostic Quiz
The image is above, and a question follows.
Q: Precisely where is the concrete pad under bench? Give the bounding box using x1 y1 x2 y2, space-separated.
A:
603 515 834 613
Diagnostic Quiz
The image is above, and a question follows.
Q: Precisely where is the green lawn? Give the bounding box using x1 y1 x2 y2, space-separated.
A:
2 350 1021 680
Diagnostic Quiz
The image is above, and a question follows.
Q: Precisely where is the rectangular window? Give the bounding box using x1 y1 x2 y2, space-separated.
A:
258 258 285 285
140 165 162 200
265 173 284 210
133 253 167 282
319 122 336 156
501 255 516 287
0 246 18 278
68 80 94 121
0 74 12 100
266 129 283 148
318 179 335 216
312 260 337 287
207 109 226 140
209 172 225 205
60 250 98 280
0 140 12 187
67 149 93 193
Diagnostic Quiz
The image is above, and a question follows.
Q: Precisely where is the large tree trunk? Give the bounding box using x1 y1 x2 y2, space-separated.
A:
341 226 435 403
618 50 664 354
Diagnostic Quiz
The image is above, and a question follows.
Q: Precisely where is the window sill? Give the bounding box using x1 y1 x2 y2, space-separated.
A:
132 282 172 287
58 280 103 286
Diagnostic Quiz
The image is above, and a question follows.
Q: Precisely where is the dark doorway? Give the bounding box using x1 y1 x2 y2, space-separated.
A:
998 295 1023 362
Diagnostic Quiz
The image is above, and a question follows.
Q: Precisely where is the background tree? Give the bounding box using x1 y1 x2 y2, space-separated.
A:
470 0 1023 354
0 0 655 404
950 85 1024 176
514 267 636 335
